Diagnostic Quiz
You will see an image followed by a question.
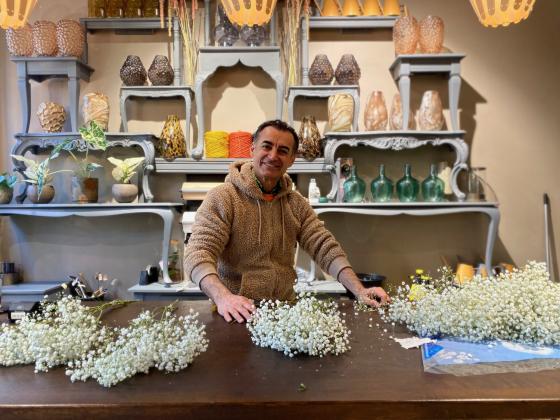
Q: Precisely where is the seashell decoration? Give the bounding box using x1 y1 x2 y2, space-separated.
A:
37 102 66 133
82 92 110 131
364 90 388 131
56 19 85 57
32 21 58 56
120 55 147 86
389 93 415 130
327 94 354 132
5 24 33 56
418 90 445 131
147 55 174 86
334 54 361 85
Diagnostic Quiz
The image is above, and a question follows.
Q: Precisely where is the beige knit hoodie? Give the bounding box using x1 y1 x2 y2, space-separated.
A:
184 161 351 301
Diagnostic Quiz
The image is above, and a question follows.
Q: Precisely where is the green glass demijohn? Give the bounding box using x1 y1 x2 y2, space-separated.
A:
343 165 366 203
421 164 445 202
396 163 419 202
370 164 393 202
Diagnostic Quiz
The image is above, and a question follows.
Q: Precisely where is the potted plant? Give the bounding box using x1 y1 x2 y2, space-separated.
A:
0 172 17 204
10 155 68 204
51 121 108 203
107 156 145 203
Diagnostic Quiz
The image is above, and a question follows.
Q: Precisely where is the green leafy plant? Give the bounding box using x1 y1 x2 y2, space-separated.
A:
107 157 145 184
51 121 108 178
10 155 69 196
0 172 17 189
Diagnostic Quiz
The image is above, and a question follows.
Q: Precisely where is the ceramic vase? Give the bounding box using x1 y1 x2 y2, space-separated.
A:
343 165 366 203
215 4 239 47
308 54 334 85
362 0 382 16
364 91 388 131
158 115 187 160
82 92 110 131
396 164 419 202
56 19 85 57
321 0 341 16
421 164 445 202
327 94 354 132
389 93 415 130
0 185 13 204
112 183 138 203
120 55 147 86
148 55 174 86
342 0 363 16
298 115 322 161
418 90 444 131
71 176 99 203
32 21 57 56
240 25 265 47
335 54 361 85
393 16 419 55
37 102 66 133
371 164 394 202
419 15 444 54
28 184 55 204
5 24 33 56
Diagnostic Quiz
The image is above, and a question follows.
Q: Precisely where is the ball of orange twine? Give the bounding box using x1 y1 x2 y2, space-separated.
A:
228 131 252 158
204 130 229 158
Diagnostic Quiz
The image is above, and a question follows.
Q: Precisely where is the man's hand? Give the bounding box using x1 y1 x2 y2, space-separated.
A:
214 293 255 323
356 286 391 307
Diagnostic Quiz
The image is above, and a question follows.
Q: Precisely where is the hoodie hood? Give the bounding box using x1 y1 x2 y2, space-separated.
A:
225 160 293 201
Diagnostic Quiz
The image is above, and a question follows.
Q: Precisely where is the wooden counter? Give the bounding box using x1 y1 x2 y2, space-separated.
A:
1 300 560 419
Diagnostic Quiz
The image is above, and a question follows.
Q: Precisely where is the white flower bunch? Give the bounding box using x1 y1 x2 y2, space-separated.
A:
384 261 560 345
0 296 110 372
247 293 351 357
66 305 208 387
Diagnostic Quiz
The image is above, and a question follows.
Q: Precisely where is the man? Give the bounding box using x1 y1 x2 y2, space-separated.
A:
184 120 390 323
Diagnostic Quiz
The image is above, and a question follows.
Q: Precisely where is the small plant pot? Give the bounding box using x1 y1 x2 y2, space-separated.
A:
112 183 138 203
0 185 13 204
28 184 55 204
72 176 98 203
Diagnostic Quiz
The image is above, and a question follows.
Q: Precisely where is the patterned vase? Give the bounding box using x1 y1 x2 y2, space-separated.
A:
120 55 147 86
308 54 334 85
32 21 57 56
298 115 322 161
148 55 174 86
240 25 265 47
125 0 143 17
364 91 388 131
56 20 85 58
142 0 161 17
158 115 187 160
327 94 354 132
88 0 107 17
5 24 33 56
106 0 125 17
82 92 110 131
389 93 415 130
334 54 361 85
215 4 239 46
418 90 444 131
419 15 444 54
37 102 66 133
393 16 419 55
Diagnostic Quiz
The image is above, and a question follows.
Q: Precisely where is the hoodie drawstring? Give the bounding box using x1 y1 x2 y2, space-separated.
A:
256 199 262 245
281 196 285 252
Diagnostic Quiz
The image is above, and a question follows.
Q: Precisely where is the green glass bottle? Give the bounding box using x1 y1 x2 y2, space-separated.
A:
421 164 445 202
343 165 366 203
396 164 419 202
370 164 393 202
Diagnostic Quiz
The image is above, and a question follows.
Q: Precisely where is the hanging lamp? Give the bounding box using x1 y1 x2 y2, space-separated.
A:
470 0 536 28
0 0 37 29
220 0 277 26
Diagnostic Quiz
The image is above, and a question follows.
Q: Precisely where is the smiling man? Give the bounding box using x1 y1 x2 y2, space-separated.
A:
184 120 389 323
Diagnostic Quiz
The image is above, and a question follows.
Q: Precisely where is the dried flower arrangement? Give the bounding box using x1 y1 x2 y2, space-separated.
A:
281 0 312 87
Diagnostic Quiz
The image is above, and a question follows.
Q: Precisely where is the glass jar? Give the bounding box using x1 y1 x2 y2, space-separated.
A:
89 0 107 17
421 164 445 202
467 167 487 201
106 0 125 18
396 163 419 202
370 164 393 202
143 0 161 17
343 165 366 203
125 0 143 17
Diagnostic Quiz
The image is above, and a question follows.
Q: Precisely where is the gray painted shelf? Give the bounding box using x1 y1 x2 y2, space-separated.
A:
307 16 397 29
154 158 328 174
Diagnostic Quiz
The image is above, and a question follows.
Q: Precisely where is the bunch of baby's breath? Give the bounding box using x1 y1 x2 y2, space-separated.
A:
382 261 560 345
247 293 350 357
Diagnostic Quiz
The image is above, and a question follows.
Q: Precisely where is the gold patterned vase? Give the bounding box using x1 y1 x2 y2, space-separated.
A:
389 93 415 130
120 55 147 86
418 90 444 131
32 21 57 56
308 54 334 85
334 54 361 85
56 20 85 57
82 92 110 131
158 115 187 160
148 55 174 86
419 15 444 54
298 115 322 161
364 90 388 131
5 24 33 56
327 94 354 132
393 16 419 55
37 102 66 133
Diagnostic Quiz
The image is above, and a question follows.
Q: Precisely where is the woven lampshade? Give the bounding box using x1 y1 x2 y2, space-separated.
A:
470 0 536 28
0 0 37 29
220 0 277 26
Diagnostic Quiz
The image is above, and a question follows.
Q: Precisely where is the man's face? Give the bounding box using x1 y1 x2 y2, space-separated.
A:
251 126 297 183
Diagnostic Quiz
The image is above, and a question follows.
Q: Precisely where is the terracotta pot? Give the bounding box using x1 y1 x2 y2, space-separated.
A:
56 19 85 57
298 115 322 161
158 115 187 160
28 184 55 204
82 92 110 131
393 16 419 55
5 24 33 56
334 54 361 85
32 21 57 56
148 55 174 86
364 90 388 131
37 102 66 133
71 176 98 203
112 183 138 203
419 15 444 54
308 54 334 85
120 55 147 86
0 185 13 204
418 90 445 131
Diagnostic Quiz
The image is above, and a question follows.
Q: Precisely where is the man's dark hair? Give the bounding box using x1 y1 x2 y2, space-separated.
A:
252 120 299 154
